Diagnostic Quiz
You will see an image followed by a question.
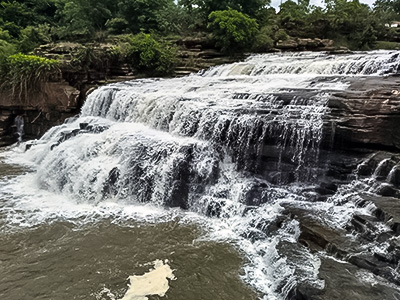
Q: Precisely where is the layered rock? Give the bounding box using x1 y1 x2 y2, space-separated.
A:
276 38 349 52
0 80 80 146
324 76 400 152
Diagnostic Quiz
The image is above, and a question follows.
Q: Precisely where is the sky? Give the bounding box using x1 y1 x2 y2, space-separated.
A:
270 0 376 9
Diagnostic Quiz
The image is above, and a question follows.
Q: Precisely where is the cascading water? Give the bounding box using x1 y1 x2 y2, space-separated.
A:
14 115 24 143
2 51 400 300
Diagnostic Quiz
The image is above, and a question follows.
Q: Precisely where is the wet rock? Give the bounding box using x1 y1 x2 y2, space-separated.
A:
376 183 398 197
389 166 400 186
206 200 224 217
312 257 400 300
103 167 120 196
348 255 400 284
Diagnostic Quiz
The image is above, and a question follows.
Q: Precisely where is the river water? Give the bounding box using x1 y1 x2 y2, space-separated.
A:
1 51 400 300
0 155 259 300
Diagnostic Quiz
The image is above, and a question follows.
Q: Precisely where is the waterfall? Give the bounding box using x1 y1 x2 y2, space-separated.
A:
14 115 24 143
4 51 400 299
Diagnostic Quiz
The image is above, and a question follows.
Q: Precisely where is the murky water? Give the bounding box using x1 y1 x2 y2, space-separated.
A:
0 156 257 300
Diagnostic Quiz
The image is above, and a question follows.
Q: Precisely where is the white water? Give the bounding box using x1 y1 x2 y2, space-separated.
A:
2 51 400 299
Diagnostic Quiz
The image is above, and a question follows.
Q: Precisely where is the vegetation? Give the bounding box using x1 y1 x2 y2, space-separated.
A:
208 10 259 53
0 53 60 103
124 33 177 76
0 0 399 94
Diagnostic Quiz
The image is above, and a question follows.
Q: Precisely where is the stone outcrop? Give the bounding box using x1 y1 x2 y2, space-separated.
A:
0 80 80 146
275 38 349 53
324 76 400 152
175 37 241 76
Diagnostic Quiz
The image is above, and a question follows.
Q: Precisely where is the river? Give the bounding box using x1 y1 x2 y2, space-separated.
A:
1 51 400 299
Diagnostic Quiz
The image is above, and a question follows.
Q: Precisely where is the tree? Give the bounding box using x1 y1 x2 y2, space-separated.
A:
208 9 259 53
324 0 377 49
179 0 269 29
117 0 177 34
54 0 117 39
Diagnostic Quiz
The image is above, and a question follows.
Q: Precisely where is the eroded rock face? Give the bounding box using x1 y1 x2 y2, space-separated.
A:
0 81 80 145
324 76 400 152
275 38 345 52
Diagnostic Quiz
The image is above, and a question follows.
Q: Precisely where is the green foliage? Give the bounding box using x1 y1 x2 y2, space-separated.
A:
179 0 270 29
0 28 13 42
18 24 52 53
0 39 15 62
0 0 397 65
373 40 400 50
324 0 377 49
0 53 60 102
117 0 177 34
124 33 177 76
208 9 259 53
105 18 129 35
68 45 124 76
252 26 274 52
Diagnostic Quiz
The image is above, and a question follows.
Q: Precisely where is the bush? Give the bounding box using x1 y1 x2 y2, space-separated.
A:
105 18 129 35
252 26 274 52
208 9 259 54
124 33 176 76
0 53 60 103
18 24 52 53
373 41 400 50
0 39 16 63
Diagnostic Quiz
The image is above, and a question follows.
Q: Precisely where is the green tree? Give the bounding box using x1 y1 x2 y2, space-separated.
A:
54 0 117 39
124 33 176 76
325 0 377 49
179 0 269 29
208 9 259 53
117 0 177 34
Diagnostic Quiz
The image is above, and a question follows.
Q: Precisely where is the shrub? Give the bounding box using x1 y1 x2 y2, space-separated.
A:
69 45 124 76
208 9 259 54
252 26 274 52
18 24 52 53
0 53 60 103
105 18 129 35
124 33 176 76
0 39 16 63
373 41 400 50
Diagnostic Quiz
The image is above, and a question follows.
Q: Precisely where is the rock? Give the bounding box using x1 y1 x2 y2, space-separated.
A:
312 257 400 300
389 166 400 186
324 77 400 152
275 38 338 52
276 39 299 49
376 183 398 197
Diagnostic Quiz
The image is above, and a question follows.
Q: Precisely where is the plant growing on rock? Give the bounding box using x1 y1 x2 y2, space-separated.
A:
124 33 177 76
0 53 61 105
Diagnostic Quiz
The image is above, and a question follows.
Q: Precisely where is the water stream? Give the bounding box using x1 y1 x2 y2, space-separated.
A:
1 51 400 299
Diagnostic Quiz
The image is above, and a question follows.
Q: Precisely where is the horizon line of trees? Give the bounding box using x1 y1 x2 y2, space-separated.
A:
1 0 400 52
1 0 400 82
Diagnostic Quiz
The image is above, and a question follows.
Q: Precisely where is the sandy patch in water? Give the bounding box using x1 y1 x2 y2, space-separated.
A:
119 260 176 300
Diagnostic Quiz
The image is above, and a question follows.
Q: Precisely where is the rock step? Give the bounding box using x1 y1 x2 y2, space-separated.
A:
362 195 400 234
307 256 400 300
283 203 400 287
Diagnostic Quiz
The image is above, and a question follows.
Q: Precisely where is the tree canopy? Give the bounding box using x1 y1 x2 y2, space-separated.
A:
0 0 398 57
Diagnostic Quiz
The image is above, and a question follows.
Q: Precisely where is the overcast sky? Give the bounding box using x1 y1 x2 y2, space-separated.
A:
270 0 376 9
